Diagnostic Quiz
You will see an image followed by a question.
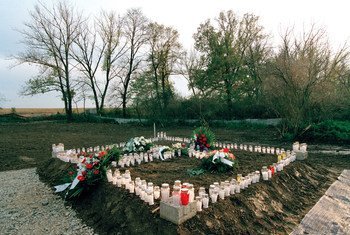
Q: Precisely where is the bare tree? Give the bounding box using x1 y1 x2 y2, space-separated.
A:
71 20 105 114
265 26 349 136
178 49 205 97
96 10 127 113
116 8 148 118
146 22 182 112
15 1 83 121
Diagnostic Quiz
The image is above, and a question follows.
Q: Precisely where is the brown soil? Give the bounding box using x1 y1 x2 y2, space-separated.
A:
37 151 348 234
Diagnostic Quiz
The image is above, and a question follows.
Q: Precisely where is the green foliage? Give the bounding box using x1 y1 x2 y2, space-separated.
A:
303 120 350 144
200 155 234 173
187 168 205 176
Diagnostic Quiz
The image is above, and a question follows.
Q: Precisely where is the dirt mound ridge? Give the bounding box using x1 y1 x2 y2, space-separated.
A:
38 158 338 235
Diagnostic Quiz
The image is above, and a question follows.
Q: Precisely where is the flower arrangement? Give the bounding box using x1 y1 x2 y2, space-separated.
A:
123 136 153 153
56 147 121 199
192 126 215 152
172 142 188 157
200 148 236 173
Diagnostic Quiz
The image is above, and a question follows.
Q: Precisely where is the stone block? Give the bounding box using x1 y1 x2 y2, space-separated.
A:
295 150 308 160
160 200 197 225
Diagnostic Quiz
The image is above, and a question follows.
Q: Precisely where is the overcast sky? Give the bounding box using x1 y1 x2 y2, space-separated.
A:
0 0 349 108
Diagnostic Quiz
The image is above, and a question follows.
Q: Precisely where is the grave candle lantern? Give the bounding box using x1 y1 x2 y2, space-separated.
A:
172 186 181 206
181 188 189 206
300 143 307 152
211 189 218 203
230 180 236 195
255 171 260 183
252 173 257 184
147 189 154 205
209 185 215 196
198 187 206 198
188 184 195 203
240 177 245 189
266 147 271 154
161 183 170 202
244 145 248 151
249 145 253 152
262 166 268 180
240 144 243 150
276 148 280 155
174 180 181 188
262 147 266 153
268 168 272 179
271 147 275 155
237 174 242 183
202 194 209 209
293 142 300 151
196 196 202 212
224 181 230 196
219 186 225 200
129 181 135 193
154 186 160 199
107 169 113 182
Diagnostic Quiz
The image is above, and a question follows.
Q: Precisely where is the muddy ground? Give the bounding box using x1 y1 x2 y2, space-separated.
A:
1 121 350 234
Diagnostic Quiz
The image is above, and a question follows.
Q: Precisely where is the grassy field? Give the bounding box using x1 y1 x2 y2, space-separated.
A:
0 108 87 117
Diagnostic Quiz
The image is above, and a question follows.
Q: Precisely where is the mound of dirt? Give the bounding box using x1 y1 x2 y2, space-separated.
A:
38 155 338 235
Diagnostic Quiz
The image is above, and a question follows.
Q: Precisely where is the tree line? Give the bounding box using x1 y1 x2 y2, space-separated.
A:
15 1 350 136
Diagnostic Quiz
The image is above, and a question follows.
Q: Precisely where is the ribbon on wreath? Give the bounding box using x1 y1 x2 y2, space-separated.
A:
54 173 81 193
212 152 234 167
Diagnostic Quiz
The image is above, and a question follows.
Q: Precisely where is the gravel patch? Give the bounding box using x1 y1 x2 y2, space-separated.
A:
0 168 96 235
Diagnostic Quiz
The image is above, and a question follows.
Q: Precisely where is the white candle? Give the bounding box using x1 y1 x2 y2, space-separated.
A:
268 169 272 179
196 196 202 212
235 184 241 193
161 183 170 202
219 187 225 200
262 171 268 180
148 190 154 205
211 192 218 203
202 194 209 209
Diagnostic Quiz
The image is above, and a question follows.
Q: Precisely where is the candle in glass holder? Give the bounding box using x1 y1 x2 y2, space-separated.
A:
236 183 241 193
300 143 307 152
240 177 245 189
181 188 189 206
211 189 218 203
161 183 170 202
219 186 225 200
172 186 181 206
224 181 230 196
239 144 243 150
147 182 154 191
174 180 181 188
202 194 209 209
107 169 113 182
261 166 268 180
154 186 160 199
129 181 135 193
236 174 242 183
249 145 253 152
271 147 275 154
188 184 194 202
198 187 206 198
262 147 266 153
234 143 238 149
268 168 272 179
255 171 260 182
196 196 202 212
230 180 236 195
209 185 215 196
276 148 280 155
147 189 154 205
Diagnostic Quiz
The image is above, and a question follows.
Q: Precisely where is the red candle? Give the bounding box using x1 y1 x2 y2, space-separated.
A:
269 166 275 175
181 188 189 206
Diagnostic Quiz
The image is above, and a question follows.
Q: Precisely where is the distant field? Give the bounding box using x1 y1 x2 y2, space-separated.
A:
0 108 87 117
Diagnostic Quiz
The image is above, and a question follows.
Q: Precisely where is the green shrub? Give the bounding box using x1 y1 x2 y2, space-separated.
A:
303 120 350 144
